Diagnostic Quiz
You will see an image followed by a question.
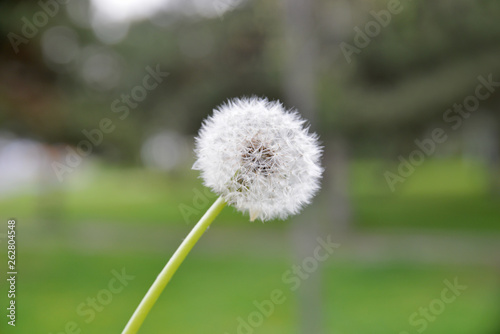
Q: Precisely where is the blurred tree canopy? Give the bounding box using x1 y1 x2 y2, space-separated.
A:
0 0 499 162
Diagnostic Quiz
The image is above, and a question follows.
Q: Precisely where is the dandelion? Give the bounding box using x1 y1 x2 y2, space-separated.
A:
122 97 323 334
193 97 323 221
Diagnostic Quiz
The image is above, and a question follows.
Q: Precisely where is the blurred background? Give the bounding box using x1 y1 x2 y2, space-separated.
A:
1 0 500 333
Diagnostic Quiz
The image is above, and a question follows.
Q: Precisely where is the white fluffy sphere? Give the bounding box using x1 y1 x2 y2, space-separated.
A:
193 97 323 221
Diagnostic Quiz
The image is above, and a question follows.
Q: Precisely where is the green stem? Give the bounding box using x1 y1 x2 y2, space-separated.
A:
122 196 226 334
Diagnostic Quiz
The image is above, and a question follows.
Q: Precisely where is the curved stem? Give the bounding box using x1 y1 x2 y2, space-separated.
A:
122 196 226 334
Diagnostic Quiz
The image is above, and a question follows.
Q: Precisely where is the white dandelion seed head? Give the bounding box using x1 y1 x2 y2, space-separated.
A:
193 96 323 222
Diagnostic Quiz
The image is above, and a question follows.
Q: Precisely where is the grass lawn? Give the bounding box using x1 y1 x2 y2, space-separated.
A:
351 158 500 231
1 158 499 333
2 248 499 334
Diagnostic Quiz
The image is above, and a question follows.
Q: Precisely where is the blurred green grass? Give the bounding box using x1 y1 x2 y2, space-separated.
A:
1 158 499 334
350 159 500 231
2 158 498 231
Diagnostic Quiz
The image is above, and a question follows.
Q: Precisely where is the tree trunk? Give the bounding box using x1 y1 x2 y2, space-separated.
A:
282 1 325 333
